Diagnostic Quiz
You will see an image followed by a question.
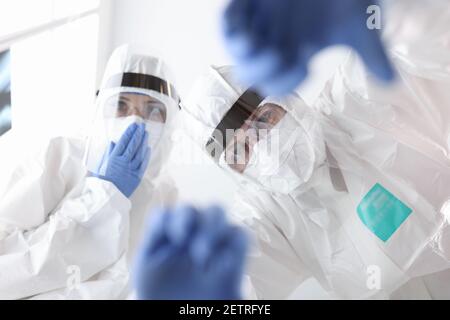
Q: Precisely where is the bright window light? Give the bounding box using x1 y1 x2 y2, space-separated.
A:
10 14 99 144
0 0 99 39
0 2 100 180
0 0 53 39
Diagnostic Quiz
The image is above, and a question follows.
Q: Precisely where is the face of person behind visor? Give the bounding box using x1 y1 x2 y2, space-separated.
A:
216 100 315 194
84 45 180 179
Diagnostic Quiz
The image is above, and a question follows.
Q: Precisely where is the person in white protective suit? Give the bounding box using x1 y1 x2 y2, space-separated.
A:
312 0 450 299
182 0 450 298
0 45 180 299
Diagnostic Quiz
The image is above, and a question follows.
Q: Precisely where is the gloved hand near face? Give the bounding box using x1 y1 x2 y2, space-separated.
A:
222 0 395 95
132 205 249 300
92 123 151 198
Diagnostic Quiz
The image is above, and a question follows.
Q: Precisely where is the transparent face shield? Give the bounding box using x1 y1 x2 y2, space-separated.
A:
84 72 180 175
206 90 315 193
223 103 287 173
104 92 167 123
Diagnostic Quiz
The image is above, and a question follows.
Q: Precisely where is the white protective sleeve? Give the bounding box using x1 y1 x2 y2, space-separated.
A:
0 177 131 300
0 137 89 235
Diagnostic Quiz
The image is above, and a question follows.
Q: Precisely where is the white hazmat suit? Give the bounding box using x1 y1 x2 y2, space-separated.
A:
182 0 450 299
0 46 179 299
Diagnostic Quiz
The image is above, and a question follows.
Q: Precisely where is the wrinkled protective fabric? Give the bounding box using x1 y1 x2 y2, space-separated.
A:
183 0 450 298
0 136 177 300
312 0 450 299
0 138 131 299
0 46 178 299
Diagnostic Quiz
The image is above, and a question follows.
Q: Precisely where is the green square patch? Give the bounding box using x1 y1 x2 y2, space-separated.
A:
357 183 412 242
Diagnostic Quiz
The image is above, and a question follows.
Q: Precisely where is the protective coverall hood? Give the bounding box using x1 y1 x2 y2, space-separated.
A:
183 65 326 194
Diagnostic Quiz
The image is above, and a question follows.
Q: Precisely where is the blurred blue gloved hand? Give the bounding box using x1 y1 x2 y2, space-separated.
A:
92 123 151 198
222 0 395 95
132 205 249 300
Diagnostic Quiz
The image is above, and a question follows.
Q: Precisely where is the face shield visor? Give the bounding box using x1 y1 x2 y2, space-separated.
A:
205 90 316 194
84 72 180 176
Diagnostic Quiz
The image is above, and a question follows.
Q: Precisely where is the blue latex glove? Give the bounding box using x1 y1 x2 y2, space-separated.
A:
132 205 249 300
222 0 395 95
92 123 151 198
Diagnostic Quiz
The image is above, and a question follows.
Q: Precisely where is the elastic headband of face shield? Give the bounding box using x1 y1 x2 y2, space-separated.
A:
205 89 266 162
99 72 181 108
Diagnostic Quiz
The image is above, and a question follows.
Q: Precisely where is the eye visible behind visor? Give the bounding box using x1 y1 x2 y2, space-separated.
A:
205 89 287 173
103 92 167 123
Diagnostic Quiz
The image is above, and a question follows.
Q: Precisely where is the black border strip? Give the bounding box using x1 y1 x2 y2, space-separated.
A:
103 72 180 104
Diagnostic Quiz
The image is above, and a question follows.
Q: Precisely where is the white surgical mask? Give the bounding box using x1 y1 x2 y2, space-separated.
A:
105 115 164 150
